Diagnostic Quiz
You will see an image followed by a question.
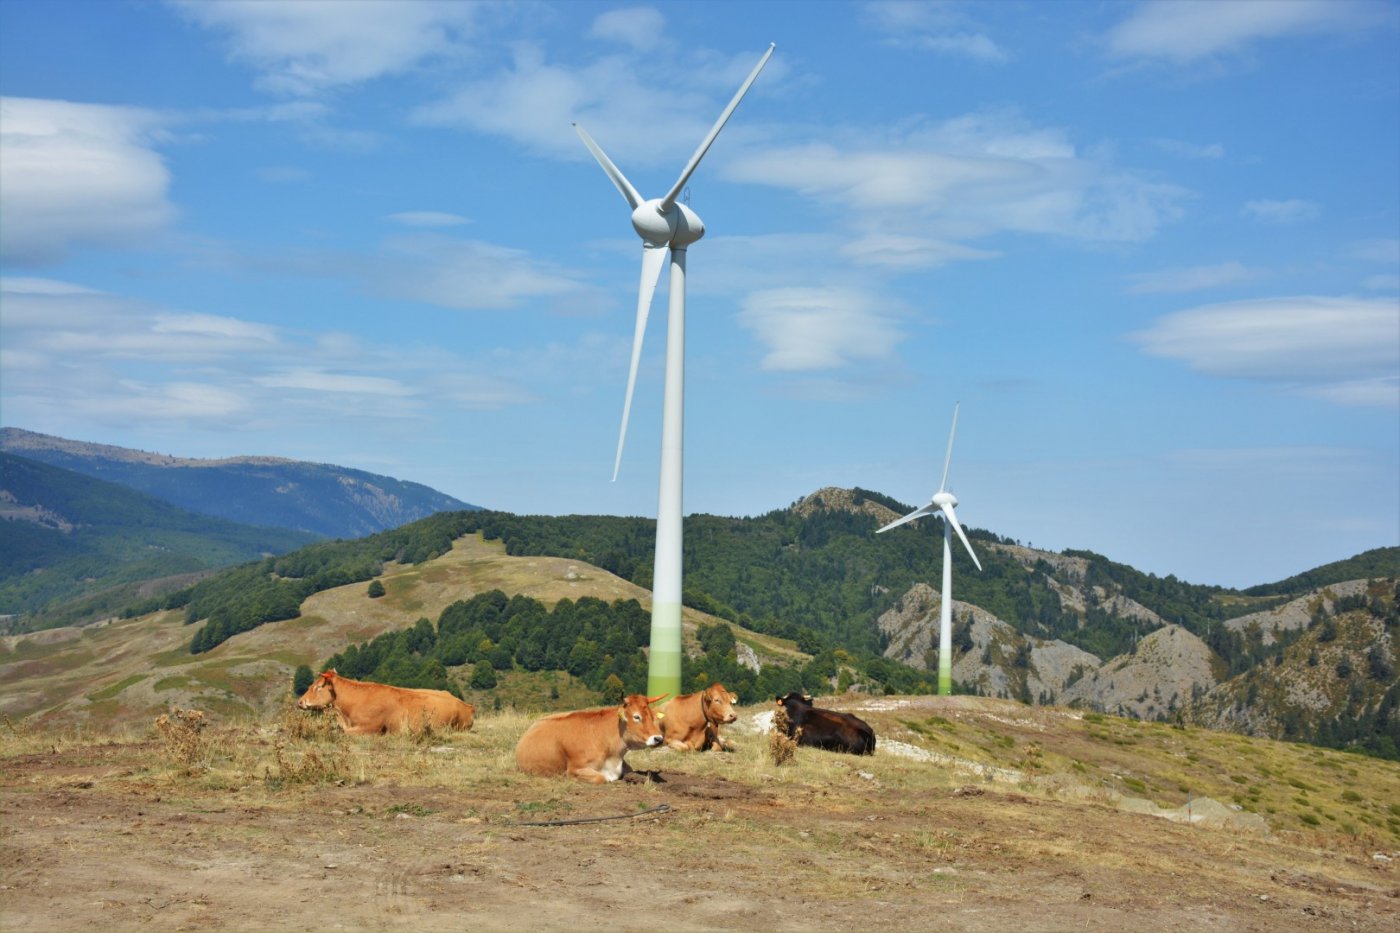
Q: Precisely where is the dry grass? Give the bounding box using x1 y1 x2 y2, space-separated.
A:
768 706 799 765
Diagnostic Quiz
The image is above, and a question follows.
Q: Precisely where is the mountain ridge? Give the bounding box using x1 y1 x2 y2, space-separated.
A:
0 427 479 539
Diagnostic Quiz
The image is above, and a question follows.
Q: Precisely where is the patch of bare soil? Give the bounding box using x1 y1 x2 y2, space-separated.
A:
3 739 1396 932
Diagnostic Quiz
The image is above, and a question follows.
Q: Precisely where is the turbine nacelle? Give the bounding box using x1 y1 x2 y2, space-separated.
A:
631 199 704 249
931 490 958 510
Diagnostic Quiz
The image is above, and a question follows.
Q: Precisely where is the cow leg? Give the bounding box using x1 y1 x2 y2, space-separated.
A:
343 724 384 736
567 767 611 784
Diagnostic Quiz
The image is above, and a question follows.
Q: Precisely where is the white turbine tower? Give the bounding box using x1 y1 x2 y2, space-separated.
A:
877 403 982 695
574 43 775 699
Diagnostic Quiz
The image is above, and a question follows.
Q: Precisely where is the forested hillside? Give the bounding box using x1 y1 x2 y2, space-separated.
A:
0 452 318 627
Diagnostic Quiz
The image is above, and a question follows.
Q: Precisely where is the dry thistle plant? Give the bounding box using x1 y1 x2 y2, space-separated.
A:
280 706 341 742
769 706 799 766
266 740 345 787
153 707 208 770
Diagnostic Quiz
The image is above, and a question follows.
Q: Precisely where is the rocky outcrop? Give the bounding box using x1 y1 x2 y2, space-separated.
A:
879 583 1101 705
791 487 900 525
1224 579 1374 644
1060 624 1221 720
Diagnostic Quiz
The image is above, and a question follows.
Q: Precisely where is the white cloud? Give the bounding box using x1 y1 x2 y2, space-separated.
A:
168 0 479 96
589 7 666 51
0 278 534 434
727 111 1187 244
410 42 765 167
862 1 1009 63
254 370 413 396
1348 238 1400 264
0 97 176 265
368 234 597 311
1104 0 1379 64
738 287 904 371
1126 261 1255 294
1131 295 1400 406
257 165 310 183
1243 198 1320 224
1300 377 1399 408
840 234 1000 269
387 211 472 228
1150 138 1225 160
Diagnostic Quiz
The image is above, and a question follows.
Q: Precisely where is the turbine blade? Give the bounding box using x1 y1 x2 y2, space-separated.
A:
876 503 937 534
939 402 960 492
575 122 643 210
940 503 982 571
613 244 670 481
659 43 775 212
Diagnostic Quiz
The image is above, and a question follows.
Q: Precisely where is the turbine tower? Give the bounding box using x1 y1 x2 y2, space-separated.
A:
575 43 775 699
877 403 982 695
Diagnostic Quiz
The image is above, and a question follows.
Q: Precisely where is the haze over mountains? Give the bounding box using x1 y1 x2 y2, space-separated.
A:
0 428 478 539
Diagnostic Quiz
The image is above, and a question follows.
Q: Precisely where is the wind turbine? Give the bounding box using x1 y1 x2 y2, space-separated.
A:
877 403 982 695
574 43 775 699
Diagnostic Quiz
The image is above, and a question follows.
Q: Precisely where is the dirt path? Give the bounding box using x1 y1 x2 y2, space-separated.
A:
3 738 1396 932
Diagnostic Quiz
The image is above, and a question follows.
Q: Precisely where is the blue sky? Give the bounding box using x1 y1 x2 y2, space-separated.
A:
1 0 1397 589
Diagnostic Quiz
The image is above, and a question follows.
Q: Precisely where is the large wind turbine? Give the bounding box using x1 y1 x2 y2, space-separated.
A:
574 44 775 699
878 403 982 695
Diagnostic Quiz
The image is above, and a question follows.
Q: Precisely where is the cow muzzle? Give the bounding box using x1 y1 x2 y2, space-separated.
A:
646 734 663 747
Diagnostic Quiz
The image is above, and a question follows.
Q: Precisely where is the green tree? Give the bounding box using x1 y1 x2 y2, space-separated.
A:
292 664 314 695
470 660 498 690
367 579 386 598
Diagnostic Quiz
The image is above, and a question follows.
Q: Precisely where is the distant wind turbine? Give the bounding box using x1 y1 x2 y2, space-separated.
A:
878 403 982 695
574 43 775 699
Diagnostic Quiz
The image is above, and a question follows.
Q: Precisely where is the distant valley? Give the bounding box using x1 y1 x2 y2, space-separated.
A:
0 428 479 628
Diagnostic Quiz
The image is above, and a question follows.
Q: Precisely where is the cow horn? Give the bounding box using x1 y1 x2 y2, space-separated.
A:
646 694 669 704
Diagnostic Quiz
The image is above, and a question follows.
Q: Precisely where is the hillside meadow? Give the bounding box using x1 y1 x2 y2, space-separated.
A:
0 533 799 729
2 693 1397 931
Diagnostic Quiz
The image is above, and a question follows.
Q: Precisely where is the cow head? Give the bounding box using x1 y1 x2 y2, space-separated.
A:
701 683 739 725
617 693 667 748
296 669 339 711
775 692 814 716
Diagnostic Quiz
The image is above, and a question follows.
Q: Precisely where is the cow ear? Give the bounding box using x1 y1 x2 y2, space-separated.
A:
619 708 626 721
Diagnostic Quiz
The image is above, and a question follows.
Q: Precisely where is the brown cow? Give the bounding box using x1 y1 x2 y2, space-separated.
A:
515 693 666 783
661 683 739 751
295 670 475 735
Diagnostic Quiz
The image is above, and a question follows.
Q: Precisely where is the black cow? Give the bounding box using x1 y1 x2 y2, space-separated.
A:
774 692 876 755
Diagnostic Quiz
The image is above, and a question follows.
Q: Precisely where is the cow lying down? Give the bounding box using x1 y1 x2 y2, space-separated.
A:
662 682 739 752
516 694 666 783
775 692 876 755
296 669 475 735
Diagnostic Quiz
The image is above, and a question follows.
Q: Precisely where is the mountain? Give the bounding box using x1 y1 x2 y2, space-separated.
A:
0 428 478 539
3 480 1394 758
0 451 319 628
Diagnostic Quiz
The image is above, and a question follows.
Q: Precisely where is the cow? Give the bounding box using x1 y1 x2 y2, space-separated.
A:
661 682 739 752
515 693 666 783
295 669 475 735
774 692 876 755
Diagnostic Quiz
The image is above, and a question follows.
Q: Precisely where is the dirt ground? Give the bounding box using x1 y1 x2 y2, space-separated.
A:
3 732 1397 933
